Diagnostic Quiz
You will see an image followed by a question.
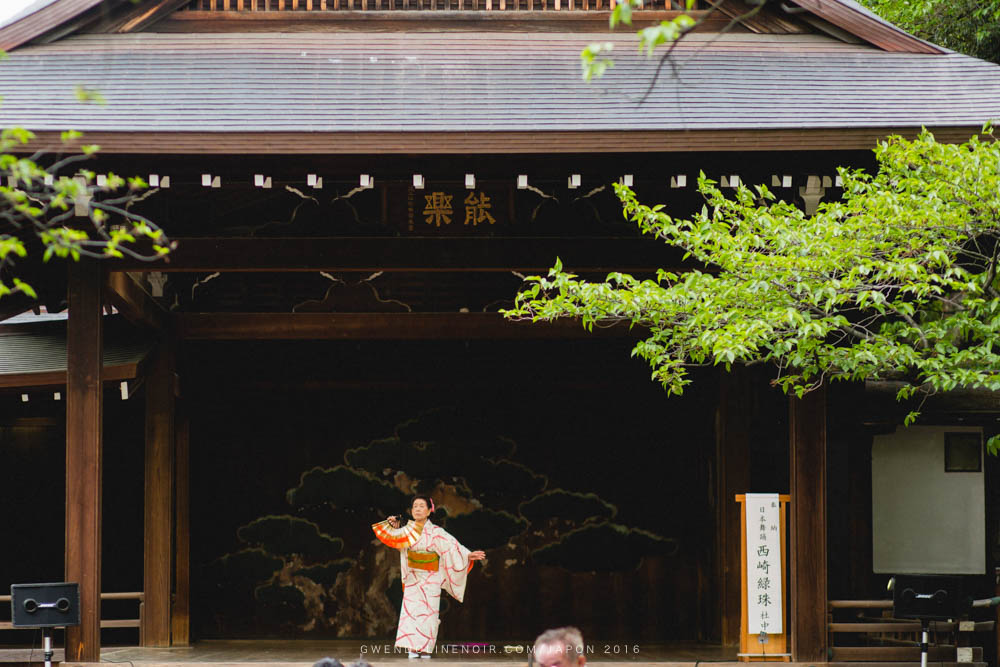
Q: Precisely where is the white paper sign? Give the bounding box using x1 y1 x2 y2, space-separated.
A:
746 493 782 634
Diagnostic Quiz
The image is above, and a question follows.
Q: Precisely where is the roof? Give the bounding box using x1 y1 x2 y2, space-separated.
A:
0 0 105 51
0 0 60 31
2 309 69 325
0 317 155 388
0 31 996 141
0 0 946 54
787 0 940 53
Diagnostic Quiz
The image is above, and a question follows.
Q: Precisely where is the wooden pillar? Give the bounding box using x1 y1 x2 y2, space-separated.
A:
844 391 874 600
143 342 174 647
65 259 103 663
171 405 190 646
716 367 751 646
789 387 828 662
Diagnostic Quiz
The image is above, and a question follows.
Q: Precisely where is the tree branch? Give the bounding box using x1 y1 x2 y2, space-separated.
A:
638 0 766 104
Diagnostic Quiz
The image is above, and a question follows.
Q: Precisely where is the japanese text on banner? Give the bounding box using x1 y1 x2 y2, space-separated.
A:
746 493 782 634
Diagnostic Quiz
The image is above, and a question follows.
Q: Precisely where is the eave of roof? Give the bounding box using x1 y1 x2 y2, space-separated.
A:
0 317 154 389
787 0 943 54
0 0 60 31
0 0 105 51
12 127 994 155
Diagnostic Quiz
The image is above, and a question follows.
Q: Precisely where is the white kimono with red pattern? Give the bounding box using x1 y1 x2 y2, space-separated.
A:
393 520 473 653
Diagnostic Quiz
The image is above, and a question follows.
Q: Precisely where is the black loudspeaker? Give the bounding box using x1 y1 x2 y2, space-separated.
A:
892 575 972 621
10 583 80 628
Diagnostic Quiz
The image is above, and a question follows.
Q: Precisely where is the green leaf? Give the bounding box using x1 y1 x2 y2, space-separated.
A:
988 434 1000 457
610 0 633 28
74 86 107 106
580 42 615 81
13 278 36 300
502 128 1000 409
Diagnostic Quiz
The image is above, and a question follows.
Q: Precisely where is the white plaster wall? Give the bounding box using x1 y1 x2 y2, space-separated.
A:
872 425 985 574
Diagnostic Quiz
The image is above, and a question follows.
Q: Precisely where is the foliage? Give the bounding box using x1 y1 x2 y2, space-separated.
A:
581 0 697 81
504 129 1000 448
585 0 1000 85
0 127 173 300
860 0 1000 64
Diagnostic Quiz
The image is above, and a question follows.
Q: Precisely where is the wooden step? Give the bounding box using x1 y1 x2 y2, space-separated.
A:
830 621 995 633
832 663 986 667
831 646 983 661
0 648 64 663
0 618 138 630
830 599 894 609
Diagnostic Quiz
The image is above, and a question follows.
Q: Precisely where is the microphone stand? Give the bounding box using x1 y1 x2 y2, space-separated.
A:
42 628 53 667
919 619 929 667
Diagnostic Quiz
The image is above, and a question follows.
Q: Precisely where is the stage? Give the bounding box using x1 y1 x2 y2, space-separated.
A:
1 639 988 667
1 640 747 666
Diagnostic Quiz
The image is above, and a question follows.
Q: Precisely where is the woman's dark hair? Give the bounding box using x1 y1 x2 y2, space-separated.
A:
410 495 434 513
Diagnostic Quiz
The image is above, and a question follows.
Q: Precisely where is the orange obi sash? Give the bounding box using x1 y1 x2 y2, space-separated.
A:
407 550 440 571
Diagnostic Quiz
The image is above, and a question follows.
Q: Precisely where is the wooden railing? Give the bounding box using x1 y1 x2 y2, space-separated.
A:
0 592 143 634
828 600 993 663
182 0 708 11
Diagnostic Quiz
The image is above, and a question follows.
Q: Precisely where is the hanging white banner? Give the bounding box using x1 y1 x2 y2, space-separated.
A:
746 493 782 634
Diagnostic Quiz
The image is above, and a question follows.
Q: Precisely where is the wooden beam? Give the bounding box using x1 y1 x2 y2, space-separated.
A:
168 8 706 18
171 405 191 646
716 367 751 646
116 237 682 273
829 620 994 632
154 10 740 32
174 312 637 340
143 342 175 647
716 0 809 34
26 126 984 156
0 364 140 390
101 0 192 32
789 387 828 662
832 383 874 600
865 380 1000 413
106 271 168 330
831 646 979 662
65 259 103 663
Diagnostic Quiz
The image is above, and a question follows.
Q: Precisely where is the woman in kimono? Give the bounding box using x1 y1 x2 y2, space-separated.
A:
372 495 486 659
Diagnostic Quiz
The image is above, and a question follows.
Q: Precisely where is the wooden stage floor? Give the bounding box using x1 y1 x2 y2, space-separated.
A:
2 640 745 666
3 640 983 667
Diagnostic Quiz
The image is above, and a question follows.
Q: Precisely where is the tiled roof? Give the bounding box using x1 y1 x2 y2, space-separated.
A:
0 317 153 381
0 31 997 133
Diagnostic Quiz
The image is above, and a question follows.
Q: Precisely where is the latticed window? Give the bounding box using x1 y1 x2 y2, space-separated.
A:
182 0 707 11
